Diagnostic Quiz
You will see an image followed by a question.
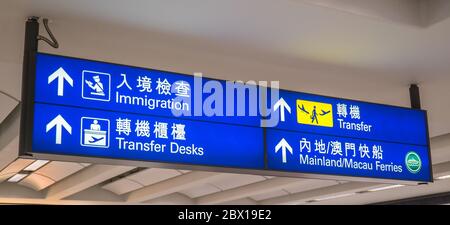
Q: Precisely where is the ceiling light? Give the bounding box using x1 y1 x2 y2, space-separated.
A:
368 184 404 192
436 175 450 180
313 193 356 202
7 173 28 183
23 160 49 172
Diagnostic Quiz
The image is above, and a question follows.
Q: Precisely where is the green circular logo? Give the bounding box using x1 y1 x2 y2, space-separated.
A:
405 151 422 174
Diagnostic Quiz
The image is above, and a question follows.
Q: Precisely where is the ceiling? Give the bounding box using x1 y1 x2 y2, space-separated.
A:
1 0 450 204
8 0 450 77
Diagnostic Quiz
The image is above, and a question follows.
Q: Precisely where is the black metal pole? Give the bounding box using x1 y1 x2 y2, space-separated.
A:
409 84 433 185
19 17 39 157
409 84 421 109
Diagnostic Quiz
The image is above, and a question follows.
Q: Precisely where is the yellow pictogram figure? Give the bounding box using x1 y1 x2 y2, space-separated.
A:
296 100 333 127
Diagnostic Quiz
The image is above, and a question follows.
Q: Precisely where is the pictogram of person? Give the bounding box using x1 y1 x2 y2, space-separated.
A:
85 75 105 96
311 106 319 124
90 120 101 131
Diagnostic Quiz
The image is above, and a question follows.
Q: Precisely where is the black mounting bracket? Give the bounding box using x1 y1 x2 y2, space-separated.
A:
409 84 421 109
19 17 40 157
19 16 59 156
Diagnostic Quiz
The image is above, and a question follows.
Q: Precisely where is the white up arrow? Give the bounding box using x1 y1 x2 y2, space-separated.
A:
46 115 72 144
48 67 73 96
275 138 293 163
274 98 291 122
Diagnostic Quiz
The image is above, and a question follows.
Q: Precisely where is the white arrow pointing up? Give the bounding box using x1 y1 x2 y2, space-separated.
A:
48 67 73 96
274 98 291 122
275 138 293 163
46 115 72 144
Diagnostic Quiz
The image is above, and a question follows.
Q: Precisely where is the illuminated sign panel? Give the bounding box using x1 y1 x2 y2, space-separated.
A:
23 53 432 183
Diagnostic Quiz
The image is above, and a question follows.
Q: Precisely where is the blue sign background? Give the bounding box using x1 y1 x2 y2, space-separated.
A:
32 103 264 169
35 53 263 127
269 90 428 146
29 52 432 183
267 129 431 182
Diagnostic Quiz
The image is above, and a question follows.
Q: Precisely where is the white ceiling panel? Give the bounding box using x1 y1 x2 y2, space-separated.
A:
79 163 92 167
209 174 267 191
0 159 34 183
145 193 194 205
283 179 341 194
102 178 143 195
219 198 258 205
19 173 54 191
179 183 222 199
35 161 85 181
102 169 195 196
126 168 182 186
250 189 290 201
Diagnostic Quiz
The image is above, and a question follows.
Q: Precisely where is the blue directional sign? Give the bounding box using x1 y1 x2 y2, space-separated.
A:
33 103 264 169
270 90 428 145
35 53 262 127
267 129 431 181
25 52 432 183
266 90 431 182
